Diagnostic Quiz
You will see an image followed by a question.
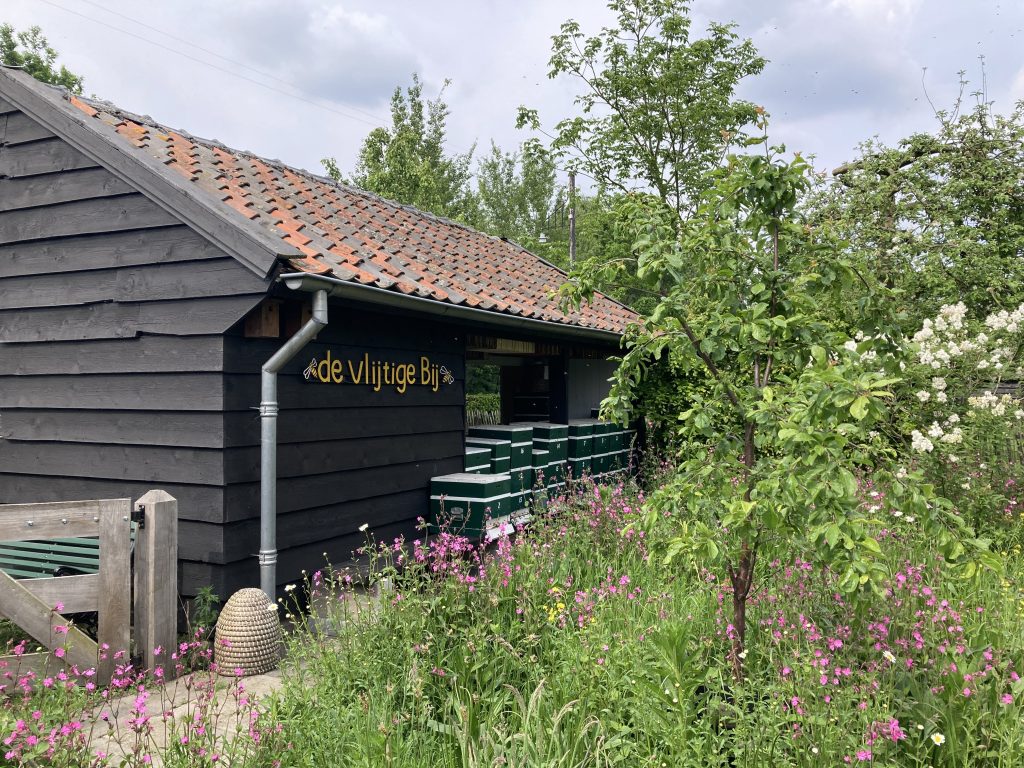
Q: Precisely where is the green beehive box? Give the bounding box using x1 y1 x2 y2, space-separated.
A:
509 488 531 514
539 437 568 462
465 446 491 474
509 466 533 493
545 460 566 485
531 449 550 486
466 437 511 461
491 455 511 474
569 456 591 479
587 419 616 455
591 452 611 475
513 422 569 440
468 425 534 468
430 472 511 537
567 421 593 459
607 428 625 452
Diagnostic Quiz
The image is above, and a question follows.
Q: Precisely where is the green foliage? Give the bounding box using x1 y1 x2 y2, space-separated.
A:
566 124 992 675
265 480 1024 766
519 0 765 217
473 140 560 248
325 74 475 221
0 23 83 93
812 82 1024 326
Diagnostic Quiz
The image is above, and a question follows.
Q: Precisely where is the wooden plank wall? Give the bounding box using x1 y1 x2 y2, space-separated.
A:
0 107 269 595
216 308 466 595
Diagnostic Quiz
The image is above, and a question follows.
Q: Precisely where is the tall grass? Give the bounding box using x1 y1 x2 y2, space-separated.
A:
269 477 1024 766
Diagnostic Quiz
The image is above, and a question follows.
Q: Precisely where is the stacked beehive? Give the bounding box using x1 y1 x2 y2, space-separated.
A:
430 419 636 540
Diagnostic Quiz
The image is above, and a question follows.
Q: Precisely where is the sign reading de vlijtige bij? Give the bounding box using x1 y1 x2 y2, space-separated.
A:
303 351 455 393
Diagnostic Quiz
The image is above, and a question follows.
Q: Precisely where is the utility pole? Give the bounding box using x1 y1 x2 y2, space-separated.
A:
568 170 576 267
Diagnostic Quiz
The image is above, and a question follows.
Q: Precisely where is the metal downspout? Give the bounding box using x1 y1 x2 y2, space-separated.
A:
259 289 328 597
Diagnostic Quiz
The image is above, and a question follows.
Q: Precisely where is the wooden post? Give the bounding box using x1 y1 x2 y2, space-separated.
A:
133 490 178 678
97 499 131 683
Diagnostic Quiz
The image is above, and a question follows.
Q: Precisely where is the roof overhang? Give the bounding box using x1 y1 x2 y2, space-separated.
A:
279 272 626 345
0 67 295 278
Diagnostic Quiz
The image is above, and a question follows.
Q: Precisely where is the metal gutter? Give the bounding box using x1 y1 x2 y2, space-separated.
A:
279 273 625 345
259 289 328 597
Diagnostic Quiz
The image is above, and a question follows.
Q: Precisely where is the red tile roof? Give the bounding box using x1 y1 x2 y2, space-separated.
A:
65 95 637 336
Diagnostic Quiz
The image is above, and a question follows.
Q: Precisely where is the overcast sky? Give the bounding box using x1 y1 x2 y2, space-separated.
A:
4 0 1023 185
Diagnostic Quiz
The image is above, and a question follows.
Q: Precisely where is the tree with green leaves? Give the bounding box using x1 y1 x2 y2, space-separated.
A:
518 0 765 220
473 140 560 249
0 23 82 93
813 82 1024 328
566 118 994 679
519 0 768 442
324 74 475 222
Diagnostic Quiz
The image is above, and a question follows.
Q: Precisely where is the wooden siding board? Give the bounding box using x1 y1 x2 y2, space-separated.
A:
223 404 465 446
0 136 98 177
1 410 225 449
0 294 263 342
0 226 226 279
0 335 224 375
0 442 224 485
223 430 465 484
0 475 225 524
0 193 180 244
222 455 463 523
0 373 224 410
0 97 16 115
0 167 134 212
217 489 429 562
224 373 465 411
0 258 268 310
1 110 57 145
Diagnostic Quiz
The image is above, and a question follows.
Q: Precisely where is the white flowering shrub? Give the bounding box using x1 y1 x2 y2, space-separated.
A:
896 302 1024 535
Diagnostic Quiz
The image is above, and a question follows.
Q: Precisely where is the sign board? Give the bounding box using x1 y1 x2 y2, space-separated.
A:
302 351 455 394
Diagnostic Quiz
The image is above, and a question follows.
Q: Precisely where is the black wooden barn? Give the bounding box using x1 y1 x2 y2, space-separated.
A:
0 68 636 597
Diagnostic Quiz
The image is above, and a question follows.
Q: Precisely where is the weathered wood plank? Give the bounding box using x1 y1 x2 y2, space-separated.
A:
0 373 224 410
0 651 66 682
0 335 224 375
0 97 17 115
224 373 465 411
0 136 98 177
0 166 134 212
223 405 464 447
0 226 226 279
218 488 430 561
97 499 131 681
0 571 97 671
0 442 224 485
0 258 268 310
133 490 178 675
224 430 465 483
224 455 462 522
0 294 262 342
0 475 225 525
2 110 57 145
2 410 225 448
0 498 111 540
0 193 179 244
21 574 99 614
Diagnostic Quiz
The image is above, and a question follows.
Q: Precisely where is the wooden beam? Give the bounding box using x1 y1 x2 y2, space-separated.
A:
0 571 97 672
244 299 282 338
133 491 178 677
97 499 131 683
21 574 99 614
0 499 109 541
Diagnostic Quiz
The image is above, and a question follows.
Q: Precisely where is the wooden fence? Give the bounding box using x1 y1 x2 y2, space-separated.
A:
0 490 177 683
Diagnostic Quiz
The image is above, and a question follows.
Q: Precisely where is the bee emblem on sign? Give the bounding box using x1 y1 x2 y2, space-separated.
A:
302 358 319 381
440 366 455 385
